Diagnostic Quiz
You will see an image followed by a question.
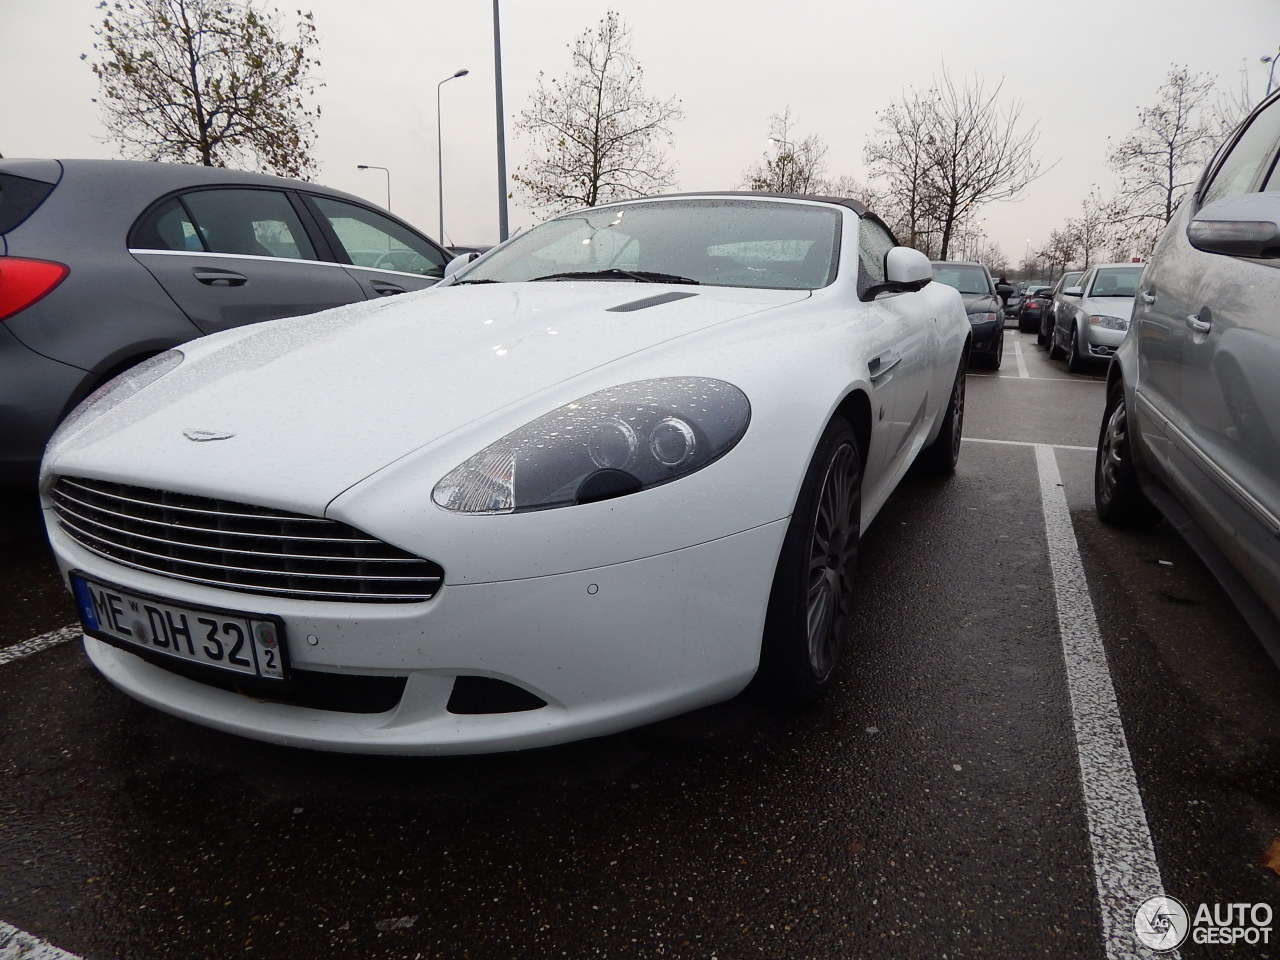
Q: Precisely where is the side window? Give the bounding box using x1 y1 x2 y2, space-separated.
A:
310 197 447 278
157 189 320 260
131 197 205 251
1201 99 1280 206
856 218 896 298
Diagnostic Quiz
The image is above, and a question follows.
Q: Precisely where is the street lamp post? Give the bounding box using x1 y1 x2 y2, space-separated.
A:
767 136 794 191
437 68 469 243
1264 50 1280 97
356 164 391 211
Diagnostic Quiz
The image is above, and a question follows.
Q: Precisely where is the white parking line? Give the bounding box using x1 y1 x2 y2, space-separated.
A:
969 436 1094 453
0 922 85 960
0 625 80 667
1012 334 1030 379
1035 444 1175 959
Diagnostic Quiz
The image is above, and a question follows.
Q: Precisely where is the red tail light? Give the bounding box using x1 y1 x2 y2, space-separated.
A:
0 257 69 323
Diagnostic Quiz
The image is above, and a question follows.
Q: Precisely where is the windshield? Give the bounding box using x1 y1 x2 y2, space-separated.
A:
1087 266 1143 297
454 199 842 290
930 264 991 296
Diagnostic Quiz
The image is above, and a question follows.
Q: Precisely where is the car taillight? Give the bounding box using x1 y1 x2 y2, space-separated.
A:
0 257 69 323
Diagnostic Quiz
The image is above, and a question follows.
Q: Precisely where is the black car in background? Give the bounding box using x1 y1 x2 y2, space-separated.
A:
930 260 1005 369
0 159 451 487
1018 283 1053 334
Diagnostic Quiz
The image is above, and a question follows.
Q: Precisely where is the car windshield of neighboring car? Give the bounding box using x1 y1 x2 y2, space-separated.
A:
1087 266 1143 297
1059 271 1083 291
931 264 991 296
453 199 841 290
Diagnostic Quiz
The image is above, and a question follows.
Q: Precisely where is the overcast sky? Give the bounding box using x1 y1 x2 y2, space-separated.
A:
3 0 1277 262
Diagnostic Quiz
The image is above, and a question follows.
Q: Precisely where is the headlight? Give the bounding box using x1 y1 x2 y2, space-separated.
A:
46 349 186 454
432 377 751 514
1089 315 1128 330
967 312 999 324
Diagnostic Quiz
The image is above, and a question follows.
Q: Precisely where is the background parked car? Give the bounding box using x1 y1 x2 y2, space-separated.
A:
0 158 451 488
1048 263 1143 372
1038 270 1083 348
1095 86 1280 654
1017 283 1053 334
931 260 1005 369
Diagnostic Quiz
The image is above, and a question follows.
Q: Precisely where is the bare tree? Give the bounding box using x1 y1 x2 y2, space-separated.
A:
1066 189 1113 268
1106 66 1216 256
866 69 1043 259
742 108 829 193
863 88 940 251
1035 227 1081 277
512 11 683 216
87 0 321 179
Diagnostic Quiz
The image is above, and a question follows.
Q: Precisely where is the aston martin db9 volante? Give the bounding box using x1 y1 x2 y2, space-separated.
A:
41 192 971 754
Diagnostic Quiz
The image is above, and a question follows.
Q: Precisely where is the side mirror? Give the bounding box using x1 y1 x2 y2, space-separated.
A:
1187 192 1280 258
884 246 932 287
443 251 480 278
1064 286 1083 297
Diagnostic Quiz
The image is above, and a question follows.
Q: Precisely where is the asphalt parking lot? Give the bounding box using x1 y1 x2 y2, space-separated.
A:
3 329 1279 959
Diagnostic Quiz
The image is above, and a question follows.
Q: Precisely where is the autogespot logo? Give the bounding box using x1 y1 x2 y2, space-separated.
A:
1134 896 1190 951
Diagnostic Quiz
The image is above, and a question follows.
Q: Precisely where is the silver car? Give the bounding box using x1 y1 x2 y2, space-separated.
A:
1048 263 1143 372
1095 87 1280 653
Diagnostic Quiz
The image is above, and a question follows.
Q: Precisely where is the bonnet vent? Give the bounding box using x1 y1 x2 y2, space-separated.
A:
606 291 698 313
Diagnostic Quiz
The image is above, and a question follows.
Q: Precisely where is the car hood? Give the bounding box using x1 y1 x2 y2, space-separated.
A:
48 283 807 513
960 293 1000 316
1080 295 1135 321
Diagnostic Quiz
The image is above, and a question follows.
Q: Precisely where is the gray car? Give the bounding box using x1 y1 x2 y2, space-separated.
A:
0 159 451 487
1048 263 1142 372
1095 87 1280 654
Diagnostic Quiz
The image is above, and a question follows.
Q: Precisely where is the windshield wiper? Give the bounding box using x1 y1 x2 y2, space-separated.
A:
528 268 699 285
451 278 501 285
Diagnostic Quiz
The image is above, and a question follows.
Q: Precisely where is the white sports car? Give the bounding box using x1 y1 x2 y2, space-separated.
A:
41 193 971 754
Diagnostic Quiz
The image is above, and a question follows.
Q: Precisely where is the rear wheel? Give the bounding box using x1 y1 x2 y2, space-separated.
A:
919 355 967 474
759 418 861 703
1095 380 1161 527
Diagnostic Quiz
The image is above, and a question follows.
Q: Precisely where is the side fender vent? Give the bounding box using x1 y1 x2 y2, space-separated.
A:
606 291 698 312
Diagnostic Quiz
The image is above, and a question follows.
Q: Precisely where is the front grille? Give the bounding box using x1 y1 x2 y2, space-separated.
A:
52 477 443 603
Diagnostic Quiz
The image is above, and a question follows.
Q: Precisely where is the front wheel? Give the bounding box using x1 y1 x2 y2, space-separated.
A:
759 418 862 703
1095 380 1161 527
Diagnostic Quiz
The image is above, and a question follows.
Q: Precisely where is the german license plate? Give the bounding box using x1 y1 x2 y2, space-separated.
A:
70 573 287 680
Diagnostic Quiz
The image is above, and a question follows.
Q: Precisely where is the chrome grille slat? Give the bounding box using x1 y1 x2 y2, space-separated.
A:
53 477 443 604
52 497 420 563
53 487 379 544
57 477 333 524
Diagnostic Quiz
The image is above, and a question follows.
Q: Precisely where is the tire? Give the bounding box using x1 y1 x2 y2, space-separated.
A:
1048 323 1066 360
919 354 967 474
988 329 1003 370
1095 379 1161 527
759 417 862 703
1066 324 1086 373
1037 313 1050 347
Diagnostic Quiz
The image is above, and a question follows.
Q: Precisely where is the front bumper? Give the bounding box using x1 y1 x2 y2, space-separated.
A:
51 515 788 754
968 317 1002 357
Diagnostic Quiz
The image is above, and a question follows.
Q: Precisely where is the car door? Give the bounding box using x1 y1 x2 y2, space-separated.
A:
301 194 448 298
1159 95 1280 590
130 187 367 334
856 217 935 489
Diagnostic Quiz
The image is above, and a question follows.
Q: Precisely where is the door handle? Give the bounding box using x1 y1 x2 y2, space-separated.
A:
193 268 247 287
1187 313 1211 334
869 355 901 382
371 281 406 297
